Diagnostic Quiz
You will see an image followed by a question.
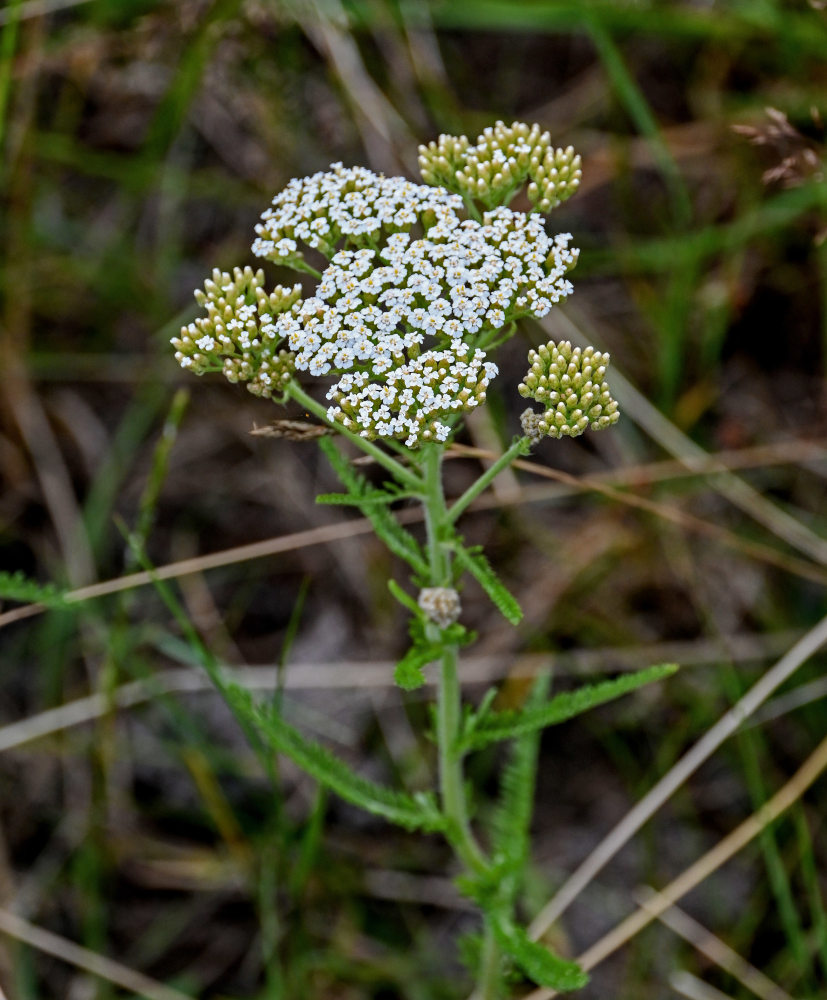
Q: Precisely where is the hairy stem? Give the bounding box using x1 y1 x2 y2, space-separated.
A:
422 444 487 877
447 436 528 524
286 382 423 492
471 920 502 1000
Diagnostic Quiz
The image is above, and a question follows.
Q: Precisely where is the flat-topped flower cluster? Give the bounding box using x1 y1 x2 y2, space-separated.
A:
251 163 463 267
268 211 578 445
173 122 618 448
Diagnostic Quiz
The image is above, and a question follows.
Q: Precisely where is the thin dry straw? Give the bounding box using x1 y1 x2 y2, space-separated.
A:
634 889 793 1000
0 631 805 755
549 306 827 567
524 729 827 999
528 611 827 938
669 972 738 1000
0 519 378 629
0 908 193 1000
3 437 825 631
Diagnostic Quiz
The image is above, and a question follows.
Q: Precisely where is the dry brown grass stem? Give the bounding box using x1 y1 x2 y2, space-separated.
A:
0 629 810 758
550 307 827 567
0 908 193 1000
669 971 738 1000
634 889 794 1000
523 729 827 999
453 444 827 585
528 611 827 939
3 437 824 631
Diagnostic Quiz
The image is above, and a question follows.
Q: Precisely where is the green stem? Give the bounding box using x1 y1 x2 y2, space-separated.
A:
471 920 502 1000
287 258 324 280
422 445 487 875
447 437 529 524
286 382 423 493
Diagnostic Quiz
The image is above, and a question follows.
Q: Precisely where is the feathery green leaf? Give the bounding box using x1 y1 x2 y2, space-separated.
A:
387 578 423 617
394 641 441 691
491 673 551 883
453 545 522 624
316 490 399 506
0 571 69 608
493 915 587 991
462 664 678 751
222 680 444 831
319 438 428 575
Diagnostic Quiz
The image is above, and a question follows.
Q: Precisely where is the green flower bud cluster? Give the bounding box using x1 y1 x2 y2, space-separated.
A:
171 267 300 399
518 340 619 440
418 120 581 212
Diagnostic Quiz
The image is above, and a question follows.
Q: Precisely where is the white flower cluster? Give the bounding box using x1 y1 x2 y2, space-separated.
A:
518 341 620 440
418 120 582 212
251 162 464 266
266 209 578 446
327 342 495 446
171 267 300 398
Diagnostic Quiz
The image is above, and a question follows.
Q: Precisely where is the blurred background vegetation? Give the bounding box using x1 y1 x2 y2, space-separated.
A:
1 0 827 997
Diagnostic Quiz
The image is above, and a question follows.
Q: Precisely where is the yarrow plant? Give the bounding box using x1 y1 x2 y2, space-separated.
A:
173 121 674 997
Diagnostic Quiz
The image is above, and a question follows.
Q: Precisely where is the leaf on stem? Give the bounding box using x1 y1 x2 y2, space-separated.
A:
453 545 523 624
491 673 551 883
461 664 678 752
319 438 428 575
393 642 440 690
316 489 401 506
223 681 445 832
0 570 70 609
493 916 588 992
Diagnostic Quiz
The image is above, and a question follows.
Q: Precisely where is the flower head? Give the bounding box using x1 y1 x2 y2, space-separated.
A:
171 267 299 398
518 340 619 440
268 207 577 446
252 163 464 267
418 587 462 628
418 120 582 212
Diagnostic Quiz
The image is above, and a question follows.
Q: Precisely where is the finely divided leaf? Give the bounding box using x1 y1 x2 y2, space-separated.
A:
493 916 587 992
316 490 399 506
491 673 551 879
0 571 69 608
387 579 423 617
453 546 522 624
463 664 678 751
319 438 427 575
221 680 444 832
394 642 441 691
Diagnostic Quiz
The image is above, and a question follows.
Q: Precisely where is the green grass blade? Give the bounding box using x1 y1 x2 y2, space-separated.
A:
794 807 827 985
